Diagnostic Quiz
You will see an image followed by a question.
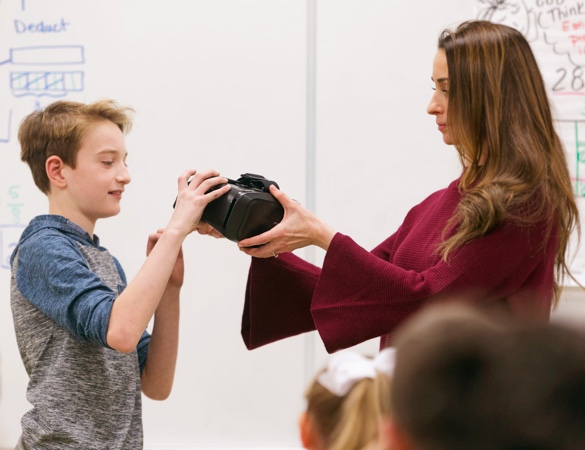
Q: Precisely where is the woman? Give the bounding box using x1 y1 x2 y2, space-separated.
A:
229 20 580 353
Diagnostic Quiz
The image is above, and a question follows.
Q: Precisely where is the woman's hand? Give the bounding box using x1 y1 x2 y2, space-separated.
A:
237 185 336 258
169 169 231 237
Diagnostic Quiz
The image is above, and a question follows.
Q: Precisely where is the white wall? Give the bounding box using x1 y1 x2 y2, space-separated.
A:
1 1 583 449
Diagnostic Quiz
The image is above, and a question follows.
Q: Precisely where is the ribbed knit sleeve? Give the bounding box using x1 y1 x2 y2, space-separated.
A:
242 253 320 349
241 179 556 353
313 224 554 352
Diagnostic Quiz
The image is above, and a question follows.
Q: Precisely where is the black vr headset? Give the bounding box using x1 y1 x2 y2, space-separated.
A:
174 173 284 243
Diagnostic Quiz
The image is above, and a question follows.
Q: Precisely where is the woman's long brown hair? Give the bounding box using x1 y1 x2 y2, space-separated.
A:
436 20 580 304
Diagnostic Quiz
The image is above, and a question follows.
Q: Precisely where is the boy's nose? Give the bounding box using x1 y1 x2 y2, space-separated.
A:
117 166 131 184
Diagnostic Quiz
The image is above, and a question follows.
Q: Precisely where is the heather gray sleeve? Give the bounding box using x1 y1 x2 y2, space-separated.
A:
15 231 116 348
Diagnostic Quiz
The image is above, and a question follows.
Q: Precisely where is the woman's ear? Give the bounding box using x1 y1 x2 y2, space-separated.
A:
46 155 67 189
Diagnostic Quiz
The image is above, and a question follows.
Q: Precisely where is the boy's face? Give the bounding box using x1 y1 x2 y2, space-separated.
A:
63 120 130 226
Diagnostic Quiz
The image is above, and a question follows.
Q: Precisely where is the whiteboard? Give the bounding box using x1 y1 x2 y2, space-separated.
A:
0 1 488 448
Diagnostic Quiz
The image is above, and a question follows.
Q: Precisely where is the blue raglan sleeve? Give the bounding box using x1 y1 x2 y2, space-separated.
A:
137 331 151 373
14 231 117 348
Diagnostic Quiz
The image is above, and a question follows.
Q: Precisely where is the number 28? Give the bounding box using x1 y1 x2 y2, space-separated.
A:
553 67 585 92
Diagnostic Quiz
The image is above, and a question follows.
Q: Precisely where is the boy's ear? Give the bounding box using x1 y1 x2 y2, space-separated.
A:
46 155 67 188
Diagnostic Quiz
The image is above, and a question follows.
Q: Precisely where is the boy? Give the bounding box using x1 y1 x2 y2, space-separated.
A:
10 99 230 449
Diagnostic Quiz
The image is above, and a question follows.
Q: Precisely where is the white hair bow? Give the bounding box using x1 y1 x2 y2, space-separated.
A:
317 347 396 397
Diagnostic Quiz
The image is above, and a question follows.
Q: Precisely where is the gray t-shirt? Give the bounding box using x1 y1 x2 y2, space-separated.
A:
11 215 150 449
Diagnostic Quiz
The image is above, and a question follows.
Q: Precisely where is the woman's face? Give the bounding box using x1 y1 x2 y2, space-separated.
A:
427 49 451 145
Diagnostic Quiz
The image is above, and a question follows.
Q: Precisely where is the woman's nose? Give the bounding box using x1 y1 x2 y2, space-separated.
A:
427 93 443 115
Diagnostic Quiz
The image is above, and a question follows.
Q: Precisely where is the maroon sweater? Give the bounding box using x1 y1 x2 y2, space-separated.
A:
242 178 556 353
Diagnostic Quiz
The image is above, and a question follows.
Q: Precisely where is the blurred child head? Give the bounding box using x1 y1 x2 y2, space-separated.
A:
383 302 585 450
300 348 394 450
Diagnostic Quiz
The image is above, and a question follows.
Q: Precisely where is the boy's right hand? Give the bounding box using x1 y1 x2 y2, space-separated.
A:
170 169 231 236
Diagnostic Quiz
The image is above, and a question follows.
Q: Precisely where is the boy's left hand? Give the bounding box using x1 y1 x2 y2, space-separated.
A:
147 229 184 289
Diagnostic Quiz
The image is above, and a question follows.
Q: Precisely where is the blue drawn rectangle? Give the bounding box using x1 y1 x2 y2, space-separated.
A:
10 45 84 65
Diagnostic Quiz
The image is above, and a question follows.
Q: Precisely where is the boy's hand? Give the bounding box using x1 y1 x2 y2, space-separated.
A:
171 169 231 236
147 229 184 289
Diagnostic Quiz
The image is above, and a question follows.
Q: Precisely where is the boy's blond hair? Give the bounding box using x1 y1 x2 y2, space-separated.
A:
18 99 134 194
